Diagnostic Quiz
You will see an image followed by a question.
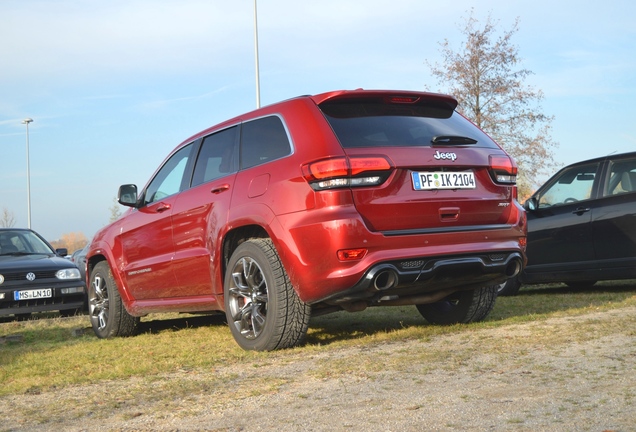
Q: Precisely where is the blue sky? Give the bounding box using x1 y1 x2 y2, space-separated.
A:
1 0 635 243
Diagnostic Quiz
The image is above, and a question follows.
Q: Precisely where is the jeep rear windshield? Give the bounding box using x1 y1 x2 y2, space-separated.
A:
319 101 499 149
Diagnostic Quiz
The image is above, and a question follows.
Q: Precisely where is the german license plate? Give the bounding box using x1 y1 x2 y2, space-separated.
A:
14 288 52 301
412 171 476 190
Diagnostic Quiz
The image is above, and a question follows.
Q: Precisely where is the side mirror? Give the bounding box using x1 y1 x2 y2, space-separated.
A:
56 248 68 257
118 184 138 207
524 197 538 211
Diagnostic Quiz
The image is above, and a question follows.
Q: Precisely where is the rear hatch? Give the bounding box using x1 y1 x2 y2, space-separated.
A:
311 91 517 232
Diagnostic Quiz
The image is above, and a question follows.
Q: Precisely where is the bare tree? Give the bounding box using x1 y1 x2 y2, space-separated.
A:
427 11 557 198
1 208 16 228
109 197 122 223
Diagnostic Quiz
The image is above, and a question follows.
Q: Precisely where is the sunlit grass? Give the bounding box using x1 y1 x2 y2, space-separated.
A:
1 281 635 398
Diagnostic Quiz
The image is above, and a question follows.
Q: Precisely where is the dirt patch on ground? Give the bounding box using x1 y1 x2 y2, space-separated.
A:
3 307 636 431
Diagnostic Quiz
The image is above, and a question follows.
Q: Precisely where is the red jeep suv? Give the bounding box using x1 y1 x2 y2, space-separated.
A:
86 89 526 350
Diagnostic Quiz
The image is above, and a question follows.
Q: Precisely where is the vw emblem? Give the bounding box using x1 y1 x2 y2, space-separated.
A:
26 272 36 281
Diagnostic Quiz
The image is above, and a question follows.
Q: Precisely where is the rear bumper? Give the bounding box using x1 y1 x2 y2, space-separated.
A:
321 251 524 305
272 204 527 304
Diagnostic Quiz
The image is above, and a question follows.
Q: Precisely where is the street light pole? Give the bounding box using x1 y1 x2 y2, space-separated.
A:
21 118 33 229
254 0 261 108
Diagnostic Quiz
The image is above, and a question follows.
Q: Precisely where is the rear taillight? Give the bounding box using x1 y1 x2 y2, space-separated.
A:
489 155 518 185
302 156 393 191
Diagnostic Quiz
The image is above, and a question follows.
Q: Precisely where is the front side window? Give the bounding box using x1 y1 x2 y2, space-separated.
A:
537 163 599 208
240 116 292 169
143 144 193 205
604 158 636 196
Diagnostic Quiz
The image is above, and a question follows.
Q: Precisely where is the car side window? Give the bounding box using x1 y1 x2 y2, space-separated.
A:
537 163 599 208
240 116 292 169
604 158 636 196
192 126 239 187
143 144 193 205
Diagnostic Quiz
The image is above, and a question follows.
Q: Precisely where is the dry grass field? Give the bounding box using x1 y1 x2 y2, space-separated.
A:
1 281 635 431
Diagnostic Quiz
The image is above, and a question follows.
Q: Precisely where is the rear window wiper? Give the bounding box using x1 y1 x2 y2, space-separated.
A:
432 135 478 145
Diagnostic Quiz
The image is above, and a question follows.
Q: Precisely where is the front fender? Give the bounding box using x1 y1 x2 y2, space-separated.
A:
86 229 135 311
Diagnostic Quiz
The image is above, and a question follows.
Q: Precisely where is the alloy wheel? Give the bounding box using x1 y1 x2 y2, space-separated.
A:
227 256 269 340
90 275 109 331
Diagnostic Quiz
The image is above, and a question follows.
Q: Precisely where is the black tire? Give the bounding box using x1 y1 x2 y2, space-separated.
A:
496 277 522 296
88 261 139 338
224 238 311 351
565 280 597 289
416 285 498 325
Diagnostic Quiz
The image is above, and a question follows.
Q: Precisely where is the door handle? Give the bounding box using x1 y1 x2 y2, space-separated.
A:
572 207 591 215
211 184 230 194
156 203 171 213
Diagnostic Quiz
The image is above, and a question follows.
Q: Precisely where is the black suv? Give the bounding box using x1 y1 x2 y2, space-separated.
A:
499 151 636 295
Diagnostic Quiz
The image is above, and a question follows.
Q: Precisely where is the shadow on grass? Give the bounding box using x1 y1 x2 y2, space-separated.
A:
0 311 229 333
0 313 228 347
0 311 68 324
306 305 427 345
2 281 634 350
307 281 636 344
136 312 227 334
518 280 636 296
490 280 636 321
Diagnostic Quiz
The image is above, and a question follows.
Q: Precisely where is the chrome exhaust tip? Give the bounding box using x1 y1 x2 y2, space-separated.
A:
373 269 399 291
505 259 522 278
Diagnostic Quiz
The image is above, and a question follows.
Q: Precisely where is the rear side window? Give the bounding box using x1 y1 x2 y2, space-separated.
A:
319 101 498 149
604 158 636 196
192 126 239 187
240 116 292 169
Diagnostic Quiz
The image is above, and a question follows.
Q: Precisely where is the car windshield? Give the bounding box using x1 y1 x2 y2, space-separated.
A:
0 230 55 255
